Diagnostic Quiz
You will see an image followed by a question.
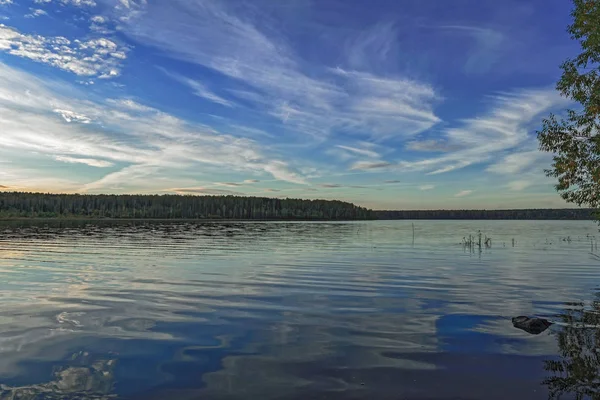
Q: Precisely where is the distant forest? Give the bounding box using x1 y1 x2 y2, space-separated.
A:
374 209 598 220
0 192 596 221
0 192 374 220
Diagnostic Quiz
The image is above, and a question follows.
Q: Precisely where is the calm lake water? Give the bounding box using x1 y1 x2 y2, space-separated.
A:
0 220 599 399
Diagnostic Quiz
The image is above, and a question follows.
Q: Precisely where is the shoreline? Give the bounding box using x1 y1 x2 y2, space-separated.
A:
0 217 595 222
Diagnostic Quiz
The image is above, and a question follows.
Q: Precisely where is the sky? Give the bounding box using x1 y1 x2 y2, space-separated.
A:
0 0 581 210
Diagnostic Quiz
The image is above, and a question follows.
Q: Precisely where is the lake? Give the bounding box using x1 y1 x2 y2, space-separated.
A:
0 220 598 399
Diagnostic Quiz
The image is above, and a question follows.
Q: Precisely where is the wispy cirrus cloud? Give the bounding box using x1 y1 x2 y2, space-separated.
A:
419 185 435 191
112 0 440 141
405 139 461 153
0 61 309 193
397 89 568 175
159 68 235 107
440 25 505 74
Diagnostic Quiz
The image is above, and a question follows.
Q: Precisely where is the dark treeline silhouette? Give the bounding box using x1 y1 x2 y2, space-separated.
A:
0 192 374 220
374 209 598 221
1 192 597 221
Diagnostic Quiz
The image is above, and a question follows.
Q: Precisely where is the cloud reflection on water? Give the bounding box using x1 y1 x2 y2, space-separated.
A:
0 221 598 399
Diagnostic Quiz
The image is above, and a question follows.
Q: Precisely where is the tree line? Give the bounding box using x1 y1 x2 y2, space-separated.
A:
374 209 597 220
0 192 374 220
0 192 597 221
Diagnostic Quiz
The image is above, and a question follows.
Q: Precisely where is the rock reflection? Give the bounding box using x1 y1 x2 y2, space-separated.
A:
512 316 553 335
0 352 116 400
543 290 600 399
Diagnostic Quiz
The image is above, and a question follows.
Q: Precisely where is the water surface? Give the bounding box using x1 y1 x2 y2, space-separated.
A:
0 220 598 399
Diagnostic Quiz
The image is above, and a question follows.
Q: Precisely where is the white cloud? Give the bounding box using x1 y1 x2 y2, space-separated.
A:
0 25 127 77
0 62 309 192
160 68 235 107
61 0 96 7
32 0 97 5
0 0 13 5
419 185 435 191
90 15 106 23
53 109 92 123
25 9 47 18
55 156 114 168
454 190 473 198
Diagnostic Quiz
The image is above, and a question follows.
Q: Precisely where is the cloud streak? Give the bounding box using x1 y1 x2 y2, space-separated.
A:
350 161 392 171
55 156 114 168
170 187 243 195
159 68 235 107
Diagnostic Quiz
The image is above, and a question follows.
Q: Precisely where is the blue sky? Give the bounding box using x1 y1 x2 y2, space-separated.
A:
0 0 580 209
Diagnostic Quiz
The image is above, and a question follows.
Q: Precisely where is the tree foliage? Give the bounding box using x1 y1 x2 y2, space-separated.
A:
0 192 374 220
538 0 600 211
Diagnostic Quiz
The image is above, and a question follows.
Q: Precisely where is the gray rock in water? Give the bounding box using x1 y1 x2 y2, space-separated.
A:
512 316 553 335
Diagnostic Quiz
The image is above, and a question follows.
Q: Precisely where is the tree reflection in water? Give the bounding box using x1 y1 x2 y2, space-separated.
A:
0 352 116 400
543 290 600 400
